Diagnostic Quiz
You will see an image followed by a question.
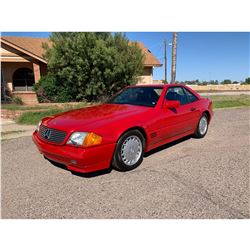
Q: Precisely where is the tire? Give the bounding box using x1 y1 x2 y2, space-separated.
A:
194 113 208 138
112 129 145 172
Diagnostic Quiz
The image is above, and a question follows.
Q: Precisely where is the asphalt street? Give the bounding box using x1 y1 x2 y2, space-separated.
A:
1 108 249 219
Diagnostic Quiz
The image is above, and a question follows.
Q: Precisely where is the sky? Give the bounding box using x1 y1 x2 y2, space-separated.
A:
2 32 249 82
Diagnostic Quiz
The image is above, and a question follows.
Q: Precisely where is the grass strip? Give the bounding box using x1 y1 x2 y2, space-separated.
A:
15 95 250 125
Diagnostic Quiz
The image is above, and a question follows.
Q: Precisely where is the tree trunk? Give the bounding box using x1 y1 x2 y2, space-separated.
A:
171 32 177 84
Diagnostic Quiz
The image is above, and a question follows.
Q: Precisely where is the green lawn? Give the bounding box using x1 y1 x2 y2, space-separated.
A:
13 95 250 125
1 104 52 111
16 109 68 125
1 102 91 111
208 94 250 109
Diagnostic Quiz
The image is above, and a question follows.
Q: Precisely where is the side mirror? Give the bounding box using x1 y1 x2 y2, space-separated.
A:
163 99 180 109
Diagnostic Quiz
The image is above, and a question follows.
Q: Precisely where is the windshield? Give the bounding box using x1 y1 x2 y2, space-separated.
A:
108 86 163 107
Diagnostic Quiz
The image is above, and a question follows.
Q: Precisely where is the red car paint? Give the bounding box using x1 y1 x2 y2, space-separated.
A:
32 84 213 173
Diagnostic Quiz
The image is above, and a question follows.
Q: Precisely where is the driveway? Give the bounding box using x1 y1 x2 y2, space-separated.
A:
1 108 249 219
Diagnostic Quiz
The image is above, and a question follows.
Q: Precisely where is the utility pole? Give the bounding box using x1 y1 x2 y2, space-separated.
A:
164 36 167 83
171 32 177 84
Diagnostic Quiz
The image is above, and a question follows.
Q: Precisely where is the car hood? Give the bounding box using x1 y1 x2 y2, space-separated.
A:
45 103 150 132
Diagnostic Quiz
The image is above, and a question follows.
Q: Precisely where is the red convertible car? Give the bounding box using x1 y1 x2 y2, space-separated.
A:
33 84 213 173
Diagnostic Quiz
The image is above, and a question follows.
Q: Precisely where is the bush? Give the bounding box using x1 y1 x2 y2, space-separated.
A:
242 77 250 85
209 80 219 85
37 32 144 102
34 74 72 103
12 96 23 105
221 79 232 85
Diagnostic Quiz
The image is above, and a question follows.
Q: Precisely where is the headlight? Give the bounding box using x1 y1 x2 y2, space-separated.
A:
37 121 42 132
67 132 102 147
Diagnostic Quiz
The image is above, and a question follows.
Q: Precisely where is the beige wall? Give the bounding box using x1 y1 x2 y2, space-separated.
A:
12 92 38 105
138 67 153 84
1 61 47 93
0 43 33 62
1 62 34 92
187 84 250 91
1 43 47 94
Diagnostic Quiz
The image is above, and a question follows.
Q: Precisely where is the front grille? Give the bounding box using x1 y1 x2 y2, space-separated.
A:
39 125 67 144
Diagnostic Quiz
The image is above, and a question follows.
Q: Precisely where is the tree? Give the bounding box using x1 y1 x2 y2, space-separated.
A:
36 32 144 102
171 32 178 84
209 80 219 85
244 77 250 84
221 79 232 85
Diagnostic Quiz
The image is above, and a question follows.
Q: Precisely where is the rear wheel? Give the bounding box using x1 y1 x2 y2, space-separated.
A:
194 113 208 138
112 130 145 171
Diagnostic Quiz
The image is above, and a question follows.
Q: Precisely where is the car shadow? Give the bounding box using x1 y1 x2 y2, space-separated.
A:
45 135 192 178
71 168 112 178
144 135 192 157
45 156 113 178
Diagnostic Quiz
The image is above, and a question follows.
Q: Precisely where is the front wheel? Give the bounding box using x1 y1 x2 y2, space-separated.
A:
194 113 208 138
112 130 145 172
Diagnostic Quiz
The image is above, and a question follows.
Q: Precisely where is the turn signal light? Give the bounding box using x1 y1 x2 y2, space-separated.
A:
83 132 102 147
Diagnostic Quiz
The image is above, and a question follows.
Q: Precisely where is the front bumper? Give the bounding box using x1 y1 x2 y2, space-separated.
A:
32 131 116 173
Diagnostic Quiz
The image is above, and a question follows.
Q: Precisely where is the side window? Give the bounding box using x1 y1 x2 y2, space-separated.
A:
183 88 198 103
165 87 188 105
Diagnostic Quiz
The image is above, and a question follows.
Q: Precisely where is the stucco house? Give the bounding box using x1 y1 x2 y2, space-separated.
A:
1 36 162 104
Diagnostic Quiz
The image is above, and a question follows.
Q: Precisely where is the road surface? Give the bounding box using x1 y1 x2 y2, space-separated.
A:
1 108 249 218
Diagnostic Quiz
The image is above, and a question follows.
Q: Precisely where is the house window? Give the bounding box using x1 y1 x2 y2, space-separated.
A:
13 68 35 91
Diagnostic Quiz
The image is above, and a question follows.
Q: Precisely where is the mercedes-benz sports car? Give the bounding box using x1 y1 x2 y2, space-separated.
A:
33 84 213 173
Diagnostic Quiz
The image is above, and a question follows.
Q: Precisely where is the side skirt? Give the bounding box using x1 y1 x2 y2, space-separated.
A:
145 129 194 152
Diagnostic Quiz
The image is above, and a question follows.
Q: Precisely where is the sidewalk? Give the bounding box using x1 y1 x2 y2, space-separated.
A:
1 118 36 140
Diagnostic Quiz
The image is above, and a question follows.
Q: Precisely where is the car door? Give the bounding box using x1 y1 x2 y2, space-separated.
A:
156 86 197 142
182 86 201 128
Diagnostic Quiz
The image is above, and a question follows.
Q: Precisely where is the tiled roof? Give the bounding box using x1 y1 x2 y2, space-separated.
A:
1 36 49 61
135 42 162 67
1 36 162 67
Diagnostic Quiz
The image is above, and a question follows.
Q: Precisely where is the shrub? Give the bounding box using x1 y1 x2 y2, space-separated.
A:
38 32 144 102
242 77 250 85
12 96 23 105
34 74 72 103
209 80 219 85
221 79 232 85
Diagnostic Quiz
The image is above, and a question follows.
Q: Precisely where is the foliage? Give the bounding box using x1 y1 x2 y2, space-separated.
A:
34 74 71 103
221 79 232 85
198 81 208 86
176 79 247 85
209 80 219 85
12 96 23 105
35 32 144 102
242 77 250 84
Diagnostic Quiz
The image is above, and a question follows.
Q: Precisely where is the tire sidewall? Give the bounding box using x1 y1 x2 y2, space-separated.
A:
196 113 208 138
113 130 145 171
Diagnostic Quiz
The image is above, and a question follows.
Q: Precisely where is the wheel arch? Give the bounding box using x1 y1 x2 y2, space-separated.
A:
117 126 148 148
203 110 211 123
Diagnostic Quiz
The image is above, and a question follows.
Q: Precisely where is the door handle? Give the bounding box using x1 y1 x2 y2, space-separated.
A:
190 107 196 111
